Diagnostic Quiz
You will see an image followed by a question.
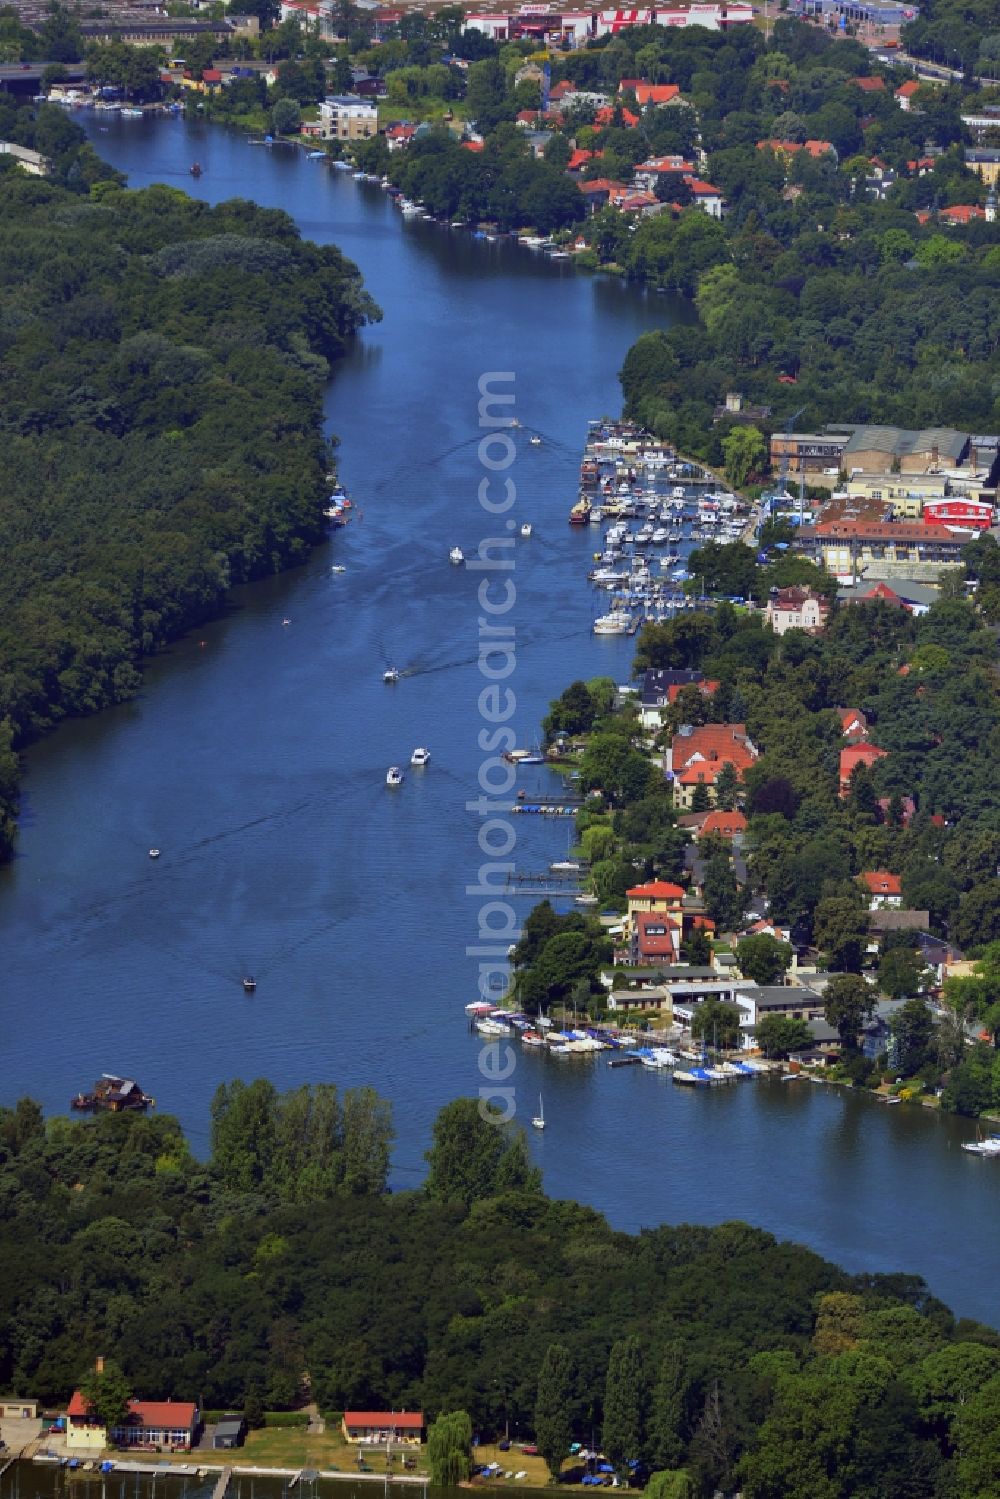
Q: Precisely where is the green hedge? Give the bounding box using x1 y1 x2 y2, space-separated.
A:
201 1411 310 1427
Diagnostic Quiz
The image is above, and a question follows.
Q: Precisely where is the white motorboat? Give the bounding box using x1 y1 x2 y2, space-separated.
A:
330 564 346 574
520 522 533 537
148 848 160 859
383 667 400 683
550 860 581 872
531 1094 545 1130
962 1135 1000 1156
449 546 464 565
529 435 542 446
410 747 430 767
592 610 631 635
386 766 404 787
575 893 599 905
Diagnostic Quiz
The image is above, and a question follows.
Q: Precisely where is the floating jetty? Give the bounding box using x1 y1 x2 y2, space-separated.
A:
573 420 755 631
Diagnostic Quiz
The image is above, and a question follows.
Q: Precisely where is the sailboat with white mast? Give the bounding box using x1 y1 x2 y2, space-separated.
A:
531 1094 545 1130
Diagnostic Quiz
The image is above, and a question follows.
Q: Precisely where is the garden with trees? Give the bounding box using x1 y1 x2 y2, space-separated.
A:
2 1089 1000 1497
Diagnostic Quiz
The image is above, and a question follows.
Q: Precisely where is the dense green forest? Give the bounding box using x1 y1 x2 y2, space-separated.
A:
902 0 1000 74
0 120 379 860
2 1090 1000 1497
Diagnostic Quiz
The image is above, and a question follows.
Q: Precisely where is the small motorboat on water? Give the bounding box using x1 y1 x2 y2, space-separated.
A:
520 523 533 537
383 667 400 683
190 162 202 177
410 747 430 767
386 766 405 787
330 564 346 574
148 848 160 859
449 546 464 565
529 435 542 446
962 1133 1000 1156
242 976 257 994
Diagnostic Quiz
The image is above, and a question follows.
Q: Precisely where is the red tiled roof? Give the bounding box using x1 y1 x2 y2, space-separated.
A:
853 75 886 90
67 1394 198 1429
637 910 680 929
202 68 222 82
684 176 721 196
567 148 597 170
860 870 902 896
595 105 639 126
634 83 680 105
462 140 484 152
698 810 747 838
814 520 956 541
345 1412 423 1429
626 880 685 901
671 725 756 779
939 204 986 223
896 80 920 96
578 178 627 194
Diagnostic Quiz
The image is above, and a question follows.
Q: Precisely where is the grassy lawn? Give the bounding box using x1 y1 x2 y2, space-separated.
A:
238 1428 429 1475
474 1443 552 1488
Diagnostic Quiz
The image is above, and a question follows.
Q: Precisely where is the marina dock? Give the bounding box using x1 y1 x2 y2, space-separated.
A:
574 420 756 635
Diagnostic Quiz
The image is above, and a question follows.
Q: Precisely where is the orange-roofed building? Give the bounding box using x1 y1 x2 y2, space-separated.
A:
633 909 682 964
696 809 747 841
859 870 903 909
634 82 681 107
683 176 724 216
462 139 484 152
625 879 685 934
837 707 868 743
840 743 888 795
939 203 986 224
896 79 920 108
66 1392 200 1451
853 75 886 91
595 104 639 127
668 724 758 810
343 1412 424 1444
567 147 600 171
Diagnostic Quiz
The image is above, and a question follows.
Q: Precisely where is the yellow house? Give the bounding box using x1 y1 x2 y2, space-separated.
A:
966 149 1000 186
625 879 685 936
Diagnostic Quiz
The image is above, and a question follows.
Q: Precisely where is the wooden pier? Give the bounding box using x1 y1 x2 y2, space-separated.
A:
212 1467 232 1499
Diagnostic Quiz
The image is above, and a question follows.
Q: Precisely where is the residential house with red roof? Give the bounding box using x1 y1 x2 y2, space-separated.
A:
695 808 747 841
342 1412 424 1445
837 707 868 743
633 909 683 965
684 176 724 217
938 203 987 225
595 104 640 127
66 1392 199 1451
633 155 697 191
896 79 921 109
839 742 888 795
853 75 886 92
668 724 758 810
859 870 903 909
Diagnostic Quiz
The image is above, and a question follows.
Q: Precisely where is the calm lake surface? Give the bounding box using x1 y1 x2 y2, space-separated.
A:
0 112 995 1324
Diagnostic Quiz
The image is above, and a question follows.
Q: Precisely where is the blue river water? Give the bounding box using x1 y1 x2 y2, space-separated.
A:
0 112 995 1325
